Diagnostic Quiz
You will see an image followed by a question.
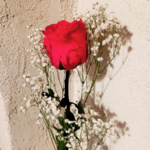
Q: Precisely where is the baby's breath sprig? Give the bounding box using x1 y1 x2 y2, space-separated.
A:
73 2 122 107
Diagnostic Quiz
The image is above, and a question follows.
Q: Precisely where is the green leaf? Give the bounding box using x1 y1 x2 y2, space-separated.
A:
58 117 65 128
57 138 67 150
48 88 54 97
74 124 80 132
56 136 59 143
58 141 67 150
53 126 62 133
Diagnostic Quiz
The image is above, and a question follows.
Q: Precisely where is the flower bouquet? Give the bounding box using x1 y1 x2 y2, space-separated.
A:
21 2 122 150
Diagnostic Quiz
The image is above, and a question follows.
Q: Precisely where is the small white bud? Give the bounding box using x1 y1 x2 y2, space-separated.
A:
39 113 43 118
46 115 50 119
22 83 26 87
30 80 35 85
30 38 33 42
93 53 97 56
91 24 95 28
102 40 106 46
23 74 26 78
87 13 90 18
36 120 40 125
25 78 30 83
36 59 40 63
97 57 103 62
27 35 31 39
114 33 119 38
51 116 55 120
26 100 30 108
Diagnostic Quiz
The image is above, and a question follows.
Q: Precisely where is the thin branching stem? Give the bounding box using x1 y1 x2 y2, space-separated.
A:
76 67 82 83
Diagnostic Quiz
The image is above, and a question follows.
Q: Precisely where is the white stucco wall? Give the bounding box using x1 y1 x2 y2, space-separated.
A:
1 0 150 150
76 0 150 150
0 0 76 150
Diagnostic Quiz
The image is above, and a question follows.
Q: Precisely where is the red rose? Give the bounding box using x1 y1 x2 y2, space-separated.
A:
42 19 88 70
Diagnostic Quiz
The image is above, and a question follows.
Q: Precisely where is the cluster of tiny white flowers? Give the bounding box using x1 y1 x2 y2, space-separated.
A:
20 4 118 149
20 26 59 113
27 27 43 51
75 106 113 150
37 96 61 125
23 72 44 89
74 2 122 59
20 96 34 113
27 26 50 68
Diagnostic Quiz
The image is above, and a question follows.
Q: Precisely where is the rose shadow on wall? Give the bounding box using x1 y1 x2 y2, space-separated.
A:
86 25 132 150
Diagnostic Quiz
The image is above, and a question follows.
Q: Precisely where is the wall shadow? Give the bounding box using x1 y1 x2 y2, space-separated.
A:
88 100 130 150
85 25 132 149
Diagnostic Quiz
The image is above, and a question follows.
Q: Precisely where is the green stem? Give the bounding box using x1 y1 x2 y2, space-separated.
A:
44 67 49 86
34 100 57 150
76 67 82 83
85 122 89 149
81 65 84 101
83 60 98 107
94 129 107 150
40 110 57 150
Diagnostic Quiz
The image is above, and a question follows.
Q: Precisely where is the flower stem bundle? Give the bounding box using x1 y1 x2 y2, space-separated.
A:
21 2 122 150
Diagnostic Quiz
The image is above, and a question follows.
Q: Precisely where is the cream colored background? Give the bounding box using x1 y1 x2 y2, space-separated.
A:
75 0 150 150
0 0 150 150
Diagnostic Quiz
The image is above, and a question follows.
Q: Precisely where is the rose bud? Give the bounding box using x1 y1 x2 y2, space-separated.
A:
42 19 88 70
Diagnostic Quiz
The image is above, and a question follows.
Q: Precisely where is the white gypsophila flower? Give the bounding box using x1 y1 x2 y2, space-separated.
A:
51 115 55 120
26 100 30 108
27 73 30 77
86 13 90 18
97 57 103 62
38 113 43 118
66 143 71 148
102 40 107 46
70 104 78 119
114 33 119 38
46 115 50 119
46 107 50 113
105 122 110 128
20 106 23 110
22 83 26 87
106 35 113 43
100 22 107 30
100 32 104 36
65 119 69 123
25 78 30 83
93 53 97 56
23 74 26 78
26 25 29 29
30 38 33 42
42 63 47 67
91 24 95 29
47 97 52 104
51 103 60 116
36 120 40 125
54 93 57 97
32 84 40 92
20 106 26 113
53 108 60 116
30 80 35 85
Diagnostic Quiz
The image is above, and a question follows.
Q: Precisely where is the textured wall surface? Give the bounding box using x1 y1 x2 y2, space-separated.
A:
76 0 150 150
1 0 150 150
0 0 76 150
